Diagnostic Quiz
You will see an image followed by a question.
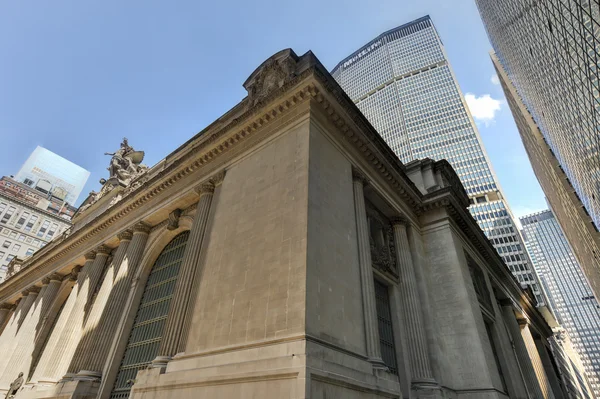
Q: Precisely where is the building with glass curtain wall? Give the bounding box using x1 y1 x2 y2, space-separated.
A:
475 0 600 302
521 209 600 396
14 146 90 206
331 16 545 304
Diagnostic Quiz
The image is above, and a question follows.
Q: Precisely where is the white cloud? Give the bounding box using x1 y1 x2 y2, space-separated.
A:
465 93 503 126
491 74 500 85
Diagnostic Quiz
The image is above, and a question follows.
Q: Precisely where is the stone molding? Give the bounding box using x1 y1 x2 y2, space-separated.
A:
117 230 134 242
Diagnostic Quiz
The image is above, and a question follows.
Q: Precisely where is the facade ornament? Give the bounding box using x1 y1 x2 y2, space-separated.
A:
4 372 23 399
167 209 182 231
68 266 83 281
195 183 215 197
366 201 398 277
133 222 152 235
210 170 226 187
244 49 298 107
77 138 149 215
390 216 409 227
117 230 134 242
351 167 369 186
95 245 112 256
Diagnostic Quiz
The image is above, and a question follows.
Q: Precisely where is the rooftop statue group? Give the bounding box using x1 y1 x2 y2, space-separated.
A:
77 138 148 214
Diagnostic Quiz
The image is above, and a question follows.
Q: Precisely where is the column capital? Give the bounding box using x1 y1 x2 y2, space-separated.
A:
67 266 82 281
352 167 369 186
84 251 97 260
195 182 215 197
390 216 409 227
23 286 41 296
133 222 152 235
117 230 133 242
0 303 12 311
209 170 226 187
95 245 111 256
42 274 62 285
517 317 530 327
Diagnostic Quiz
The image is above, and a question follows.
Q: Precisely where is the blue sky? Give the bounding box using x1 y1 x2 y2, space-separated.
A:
0 0 546 218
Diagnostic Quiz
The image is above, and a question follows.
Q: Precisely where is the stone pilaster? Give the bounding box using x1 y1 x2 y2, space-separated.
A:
68 230 132 376
352 168 386 369
0 287 41 385
0 304 13 334
55 248 109 381
391 218 437 388
74 222 151 381
155 174 223 366
502 305 545 398
520 320 556 399
31 267 81 383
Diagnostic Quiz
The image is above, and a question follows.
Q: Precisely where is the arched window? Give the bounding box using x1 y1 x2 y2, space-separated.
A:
110 231 190 399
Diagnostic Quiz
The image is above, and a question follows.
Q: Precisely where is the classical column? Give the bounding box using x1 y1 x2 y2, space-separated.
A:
502 304 545 398
0 304 13 334
56 247 110 381
352 169 386 369
68 230 132 376
155 173 223 366
534 337 565 399
520 321 556 399
391 218 437 387
74 222 151 381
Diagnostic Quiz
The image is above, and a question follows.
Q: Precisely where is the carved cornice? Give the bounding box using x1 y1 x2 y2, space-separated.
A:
133 222 152 235
210 170 226 187
195 183 215 197
117 230 133 242
95 245 112 256
167 209 182 231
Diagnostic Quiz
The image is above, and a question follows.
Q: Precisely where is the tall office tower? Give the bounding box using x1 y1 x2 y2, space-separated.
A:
331 16 546 304
14 146 90 205
476 1 600 299
521 209 600 396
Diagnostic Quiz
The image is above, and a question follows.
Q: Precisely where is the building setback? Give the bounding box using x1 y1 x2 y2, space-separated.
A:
521 209 600 397
476 0 600 302
0 49 570 399
331 16 546 305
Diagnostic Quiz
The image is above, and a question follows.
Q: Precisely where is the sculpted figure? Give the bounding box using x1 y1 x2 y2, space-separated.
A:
5 372 23 398
104 138 147 186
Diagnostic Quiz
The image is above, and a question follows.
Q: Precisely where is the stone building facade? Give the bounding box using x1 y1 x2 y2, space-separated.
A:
0 49 566 399
0 177 75 282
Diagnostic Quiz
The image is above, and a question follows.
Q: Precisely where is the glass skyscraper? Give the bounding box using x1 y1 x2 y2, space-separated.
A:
14 146 90 205
521 210 600 396
332 16 545 304
476 0 600 301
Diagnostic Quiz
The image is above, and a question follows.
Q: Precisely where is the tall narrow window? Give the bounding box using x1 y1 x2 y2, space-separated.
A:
374 279 398 374
110 231 190 399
